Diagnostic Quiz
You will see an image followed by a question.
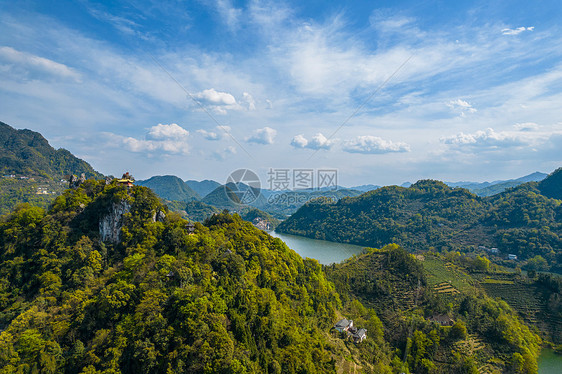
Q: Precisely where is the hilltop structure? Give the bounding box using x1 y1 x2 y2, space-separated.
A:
117 172 135 187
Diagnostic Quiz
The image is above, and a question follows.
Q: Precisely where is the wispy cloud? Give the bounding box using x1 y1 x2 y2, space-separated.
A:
213 0 242 31
197 125 232 140
502 26 534 36
343 135 410 154
447 99 477 116
0 46 81 81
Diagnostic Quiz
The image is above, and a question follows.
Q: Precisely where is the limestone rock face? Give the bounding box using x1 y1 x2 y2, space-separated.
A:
153 210 166 223
99 200 131 243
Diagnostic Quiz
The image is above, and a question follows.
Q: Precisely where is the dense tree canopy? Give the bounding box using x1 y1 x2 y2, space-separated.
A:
278 178 562 272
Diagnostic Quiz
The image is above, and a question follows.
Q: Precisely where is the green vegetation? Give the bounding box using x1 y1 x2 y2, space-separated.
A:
0 121 103 215
0 122 102 180
325 245 543 373
277 174 562 272
137 175 200 202
0 181 392 373
185 180 222 198
538 168 562 200
254 189 364 219
238 208 280 230
201 184 241 210
0 179 552 372
182 200 221 222
0 178 66 215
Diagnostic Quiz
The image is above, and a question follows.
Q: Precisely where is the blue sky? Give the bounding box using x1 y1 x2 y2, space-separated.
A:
1 0 562 186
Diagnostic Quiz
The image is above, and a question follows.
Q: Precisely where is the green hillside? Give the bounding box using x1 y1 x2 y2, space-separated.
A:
539 167 562 200
0 181 368 373
201 184 241 210
182 200 221 221
0 121 104 214
277 175 562 271
324 245 543 373
0 181 548 373
185 179 221 198
0 121 102 179
136 175 200 202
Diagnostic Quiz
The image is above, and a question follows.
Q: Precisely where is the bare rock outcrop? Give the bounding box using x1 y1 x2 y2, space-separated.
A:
99 200 131 243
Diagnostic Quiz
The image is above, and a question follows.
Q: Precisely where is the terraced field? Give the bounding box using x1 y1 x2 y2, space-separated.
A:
420 255 561 343
421 256 479 296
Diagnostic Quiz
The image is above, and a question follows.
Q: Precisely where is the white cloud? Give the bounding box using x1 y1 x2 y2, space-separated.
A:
502 26 534 35
291 133 335 150
447 99 477 116
192 88 245 114
196 125 232 140
111 123 190 155
194 88 236 105
0 46 81 81
291 134 309 148
513 122 539 131
343 135 410 154
147 123 189 140
241 92 256 110
246 126 277 144
441 128 527 149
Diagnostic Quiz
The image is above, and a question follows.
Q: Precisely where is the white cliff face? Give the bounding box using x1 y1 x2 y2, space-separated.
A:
99 200 131 243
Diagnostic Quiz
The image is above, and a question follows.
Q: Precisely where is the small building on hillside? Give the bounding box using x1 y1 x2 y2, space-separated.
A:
352 328 367 343
185 222 196 235
507 254 518 260
334 318 353 333
428 314 455 326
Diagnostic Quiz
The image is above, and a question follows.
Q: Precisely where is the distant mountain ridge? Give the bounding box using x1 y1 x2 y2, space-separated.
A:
444 171 548 197
185 179 221 198
136 175 200 202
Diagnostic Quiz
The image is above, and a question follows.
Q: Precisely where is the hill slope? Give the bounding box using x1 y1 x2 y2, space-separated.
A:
324 245 543 373
0 121 103 214
137 175 200 202
185 179 221 198
0 121 102 179
539 167 562 200
0 181 360 373
278 177 562 270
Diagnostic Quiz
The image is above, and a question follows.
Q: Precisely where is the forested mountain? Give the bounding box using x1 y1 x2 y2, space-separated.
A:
185 179 221 198
0 121 102 179
137 175 200 202
0 181 362 373
277 172 562 272
182 200 221 221
0 121 103 215
0 180 547 373
200 184 242 210
539 167 562 200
